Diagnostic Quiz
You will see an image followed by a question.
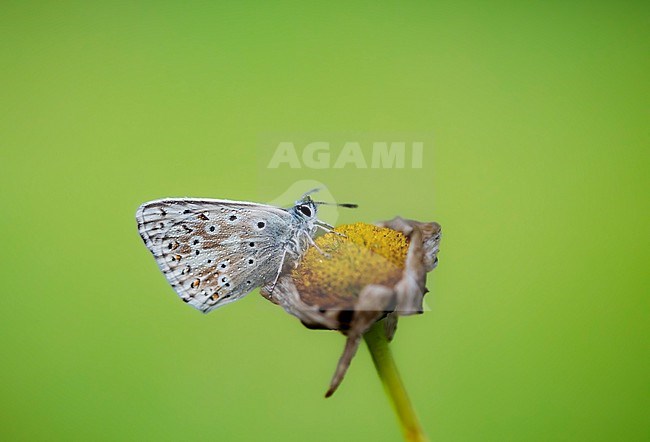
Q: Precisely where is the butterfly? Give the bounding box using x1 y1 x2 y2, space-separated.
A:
136 191 355 313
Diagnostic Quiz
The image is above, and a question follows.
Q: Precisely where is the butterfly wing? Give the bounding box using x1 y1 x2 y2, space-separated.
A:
136 198 294 313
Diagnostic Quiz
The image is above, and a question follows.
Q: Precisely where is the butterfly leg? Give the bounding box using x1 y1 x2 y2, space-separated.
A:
316 219 334 230
316 221 347 238
268 248 289 294
305 231 330 258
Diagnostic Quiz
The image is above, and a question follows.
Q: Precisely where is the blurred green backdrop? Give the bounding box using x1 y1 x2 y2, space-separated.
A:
1 1 648 441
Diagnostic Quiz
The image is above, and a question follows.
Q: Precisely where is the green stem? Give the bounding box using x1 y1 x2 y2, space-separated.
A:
364 321 429 442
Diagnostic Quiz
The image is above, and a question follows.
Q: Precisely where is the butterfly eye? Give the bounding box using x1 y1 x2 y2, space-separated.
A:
299 205 312 217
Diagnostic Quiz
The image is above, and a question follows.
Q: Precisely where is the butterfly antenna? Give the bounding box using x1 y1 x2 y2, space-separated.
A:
301 188 322 199
314 201 358 209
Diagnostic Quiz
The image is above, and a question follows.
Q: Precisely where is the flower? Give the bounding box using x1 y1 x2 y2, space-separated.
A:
261 217 441 397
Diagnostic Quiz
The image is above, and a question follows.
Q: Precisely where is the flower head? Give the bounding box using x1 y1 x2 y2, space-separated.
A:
293 223 409 312
262 217 441 396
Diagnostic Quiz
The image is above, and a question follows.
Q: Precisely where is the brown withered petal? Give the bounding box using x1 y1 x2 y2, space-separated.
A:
261 217 441 397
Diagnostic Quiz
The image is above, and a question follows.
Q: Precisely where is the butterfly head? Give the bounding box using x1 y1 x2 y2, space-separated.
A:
289 189 358 225
291 195 318 221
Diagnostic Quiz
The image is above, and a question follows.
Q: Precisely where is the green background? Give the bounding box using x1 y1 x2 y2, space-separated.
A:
1 1 648 441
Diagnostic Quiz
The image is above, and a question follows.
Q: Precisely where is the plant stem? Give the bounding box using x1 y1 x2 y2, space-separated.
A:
364 321 429 442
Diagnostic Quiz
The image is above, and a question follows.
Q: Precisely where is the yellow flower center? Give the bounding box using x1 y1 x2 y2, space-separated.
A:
292 223 409 309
